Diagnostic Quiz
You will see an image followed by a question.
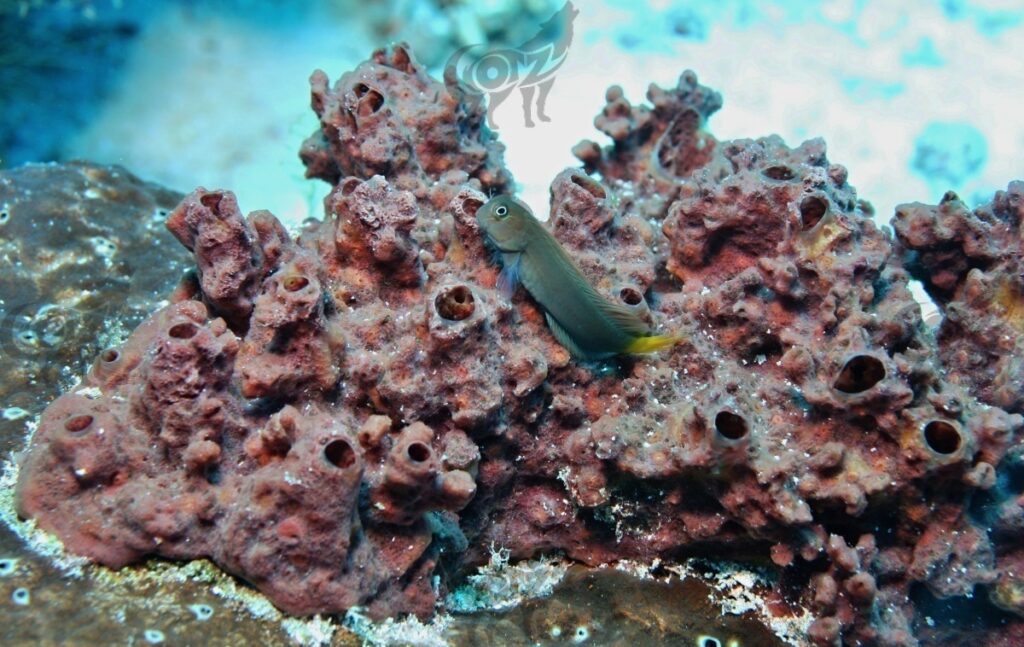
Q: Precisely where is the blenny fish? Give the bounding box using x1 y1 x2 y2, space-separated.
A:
476 195 681 360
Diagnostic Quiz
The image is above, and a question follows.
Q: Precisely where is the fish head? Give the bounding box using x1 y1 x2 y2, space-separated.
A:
477 195 534 253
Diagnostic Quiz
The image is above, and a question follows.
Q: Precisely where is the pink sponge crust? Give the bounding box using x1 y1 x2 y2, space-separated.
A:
894 185 1024 415
299 44 511 193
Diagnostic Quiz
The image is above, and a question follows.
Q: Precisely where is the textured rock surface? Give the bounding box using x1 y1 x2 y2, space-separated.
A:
0 162 304 646
299 44 511 193
0 161 188 451
14 45 1024 643
892 184 1024 642
893 186 1024 414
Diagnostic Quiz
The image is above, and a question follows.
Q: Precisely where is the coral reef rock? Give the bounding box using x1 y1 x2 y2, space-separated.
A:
894 186 1024 414
15 44 1024 644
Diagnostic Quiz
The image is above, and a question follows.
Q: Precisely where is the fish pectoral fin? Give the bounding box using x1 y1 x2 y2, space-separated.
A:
544 312 591 360
497 253 522 299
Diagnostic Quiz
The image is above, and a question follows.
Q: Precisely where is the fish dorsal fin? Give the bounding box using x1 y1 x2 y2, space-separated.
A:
568 271 651 338
591 295 651 337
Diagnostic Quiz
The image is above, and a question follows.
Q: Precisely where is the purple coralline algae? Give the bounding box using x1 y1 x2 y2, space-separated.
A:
14 45 1024 644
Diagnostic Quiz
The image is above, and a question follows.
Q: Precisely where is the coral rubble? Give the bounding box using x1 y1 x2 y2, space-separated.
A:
14 45 1024 645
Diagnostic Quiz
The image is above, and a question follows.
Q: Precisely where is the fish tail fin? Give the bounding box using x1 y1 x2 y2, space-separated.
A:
624 333 684 355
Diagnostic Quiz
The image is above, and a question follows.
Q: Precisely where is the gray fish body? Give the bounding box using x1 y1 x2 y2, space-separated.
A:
515 223 647 358
477 195 654 359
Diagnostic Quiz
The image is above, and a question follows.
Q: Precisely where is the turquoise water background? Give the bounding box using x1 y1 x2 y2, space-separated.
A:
2 0 1021 233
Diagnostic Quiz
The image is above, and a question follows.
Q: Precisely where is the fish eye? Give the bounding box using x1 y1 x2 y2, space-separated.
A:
494 205 508 218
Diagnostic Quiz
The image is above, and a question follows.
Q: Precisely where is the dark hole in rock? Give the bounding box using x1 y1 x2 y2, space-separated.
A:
570 173 607 199
204 464 222 485
407 442 431 462
435 285 475 321
392 46 412 71
748 335 783 362
341 178 361 196
283 275 309 292
763 165 795 181
64 414 94 433
267 328 294 354
244 396 288 417
358 89 384 116
619 286 643 306
834 355 885 393
800 196 828 229
100 348 120 363
199 193 222 210
715 410 748 440
354 82 369 98
701 638 722 647
461 197 482 217
701 227 735 265
798 267 819 285
324 439 356 468
924 420 961 455
168 322 198 339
